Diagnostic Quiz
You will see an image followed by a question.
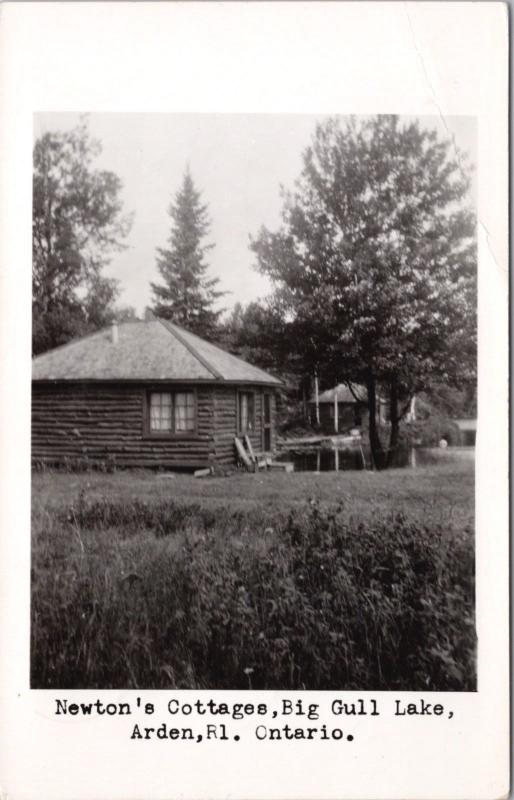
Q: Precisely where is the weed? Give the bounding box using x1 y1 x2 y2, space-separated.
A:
31 482 475 690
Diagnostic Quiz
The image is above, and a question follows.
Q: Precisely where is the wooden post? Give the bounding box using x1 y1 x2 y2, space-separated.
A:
409 395 416 422
314 373 320 425
316 449 321 473
359 444 366 470
333 388 339 433
334 446 339 471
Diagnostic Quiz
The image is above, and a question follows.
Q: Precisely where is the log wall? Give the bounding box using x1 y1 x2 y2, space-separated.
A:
32 382 277 469
32 383 216 468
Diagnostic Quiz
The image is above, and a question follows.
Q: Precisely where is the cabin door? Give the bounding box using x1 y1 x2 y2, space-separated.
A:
262 393 272 452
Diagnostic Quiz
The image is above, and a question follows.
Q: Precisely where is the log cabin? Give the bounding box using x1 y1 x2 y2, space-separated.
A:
32 318 282 470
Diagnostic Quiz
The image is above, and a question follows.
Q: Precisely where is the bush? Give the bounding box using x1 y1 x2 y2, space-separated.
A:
406 415 461 448
31 496 475 690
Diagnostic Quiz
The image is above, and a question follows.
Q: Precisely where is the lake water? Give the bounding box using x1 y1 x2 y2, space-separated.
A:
276 446 472 472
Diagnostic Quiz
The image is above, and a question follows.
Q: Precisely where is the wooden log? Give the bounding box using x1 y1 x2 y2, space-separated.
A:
33 382 275 469
234 437 253 470
194 467 212 478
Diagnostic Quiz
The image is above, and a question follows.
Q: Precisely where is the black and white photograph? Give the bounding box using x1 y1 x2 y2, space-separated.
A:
0 3 508 799
31 112 477 692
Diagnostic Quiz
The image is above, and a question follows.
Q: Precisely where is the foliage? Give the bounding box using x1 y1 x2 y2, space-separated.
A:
31 475 475 691
218 300 300 426
401 386 475 447
420 382 476 420
32 119 132 354
151 168 225 340
219 300 312 426
251 116 477 468
219 301 287 372
112 305 139 323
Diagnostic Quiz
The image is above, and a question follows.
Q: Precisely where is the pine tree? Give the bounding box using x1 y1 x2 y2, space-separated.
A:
151 168 225 339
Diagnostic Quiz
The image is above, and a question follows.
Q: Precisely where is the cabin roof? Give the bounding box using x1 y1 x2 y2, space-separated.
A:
311 383 368 404
454 418 477 431
32 318 282 386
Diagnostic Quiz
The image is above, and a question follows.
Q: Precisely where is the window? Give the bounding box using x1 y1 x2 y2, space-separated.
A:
148 391 196 435
174 392 195 431
150 392 172 431
238 391 255 434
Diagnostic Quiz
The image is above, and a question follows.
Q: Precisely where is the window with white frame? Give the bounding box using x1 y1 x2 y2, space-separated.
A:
148 391 196 434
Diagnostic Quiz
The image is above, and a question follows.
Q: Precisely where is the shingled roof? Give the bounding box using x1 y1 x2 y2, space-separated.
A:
32 318 282 386
312 383 368 404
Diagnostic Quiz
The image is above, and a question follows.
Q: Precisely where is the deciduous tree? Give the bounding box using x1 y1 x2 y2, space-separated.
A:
251 116 476 468
32 120 132 354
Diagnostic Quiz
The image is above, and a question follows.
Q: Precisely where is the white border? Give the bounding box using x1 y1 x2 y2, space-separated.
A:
0 4 509 799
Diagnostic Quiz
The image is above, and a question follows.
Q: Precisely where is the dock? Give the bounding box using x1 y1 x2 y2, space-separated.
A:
276 432 367 471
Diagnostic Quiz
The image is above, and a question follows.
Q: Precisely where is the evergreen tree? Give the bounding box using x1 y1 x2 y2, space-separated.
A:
151 169 225 339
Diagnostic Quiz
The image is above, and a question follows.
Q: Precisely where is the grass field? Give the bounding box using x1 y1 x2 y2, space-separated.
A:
31 460 475 691
33 459 474 526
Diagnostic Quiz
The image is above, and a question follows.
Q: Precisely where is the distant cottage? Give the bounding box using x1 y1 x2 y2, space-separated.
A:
453 418 477 447
309 383 389 434
32 318 281 470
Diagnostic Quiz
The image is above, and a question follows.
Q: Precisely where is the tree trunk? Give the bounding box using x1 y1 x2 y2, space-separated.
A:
386 376 399 468
366 372 386 470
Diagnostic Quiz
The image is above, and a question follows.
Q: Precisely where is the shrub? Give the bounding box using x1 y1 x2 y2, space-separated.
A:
31 496 475 690
406 416 461 448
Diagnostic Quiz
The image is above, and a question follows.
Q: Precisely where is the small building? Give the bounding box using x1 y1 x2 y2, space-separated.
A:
454 418 477 447
32 318 281 470
309 383 388 434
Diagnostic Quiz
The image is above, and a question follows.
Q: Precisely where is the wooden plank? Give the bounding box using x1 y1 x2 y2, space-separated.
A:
194 467 212 478
245 434 269 470
269 461 294 472
244 434 256 463
277 435 325 446
234 436 253 470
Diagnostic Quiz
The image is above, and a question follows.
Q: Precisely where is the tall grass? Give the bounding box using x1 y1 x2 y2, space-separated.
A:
31 487 475 691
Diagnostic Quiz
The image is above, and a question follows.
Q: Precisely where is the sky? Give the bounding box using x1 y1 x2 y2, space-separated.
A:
35 113 477 317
